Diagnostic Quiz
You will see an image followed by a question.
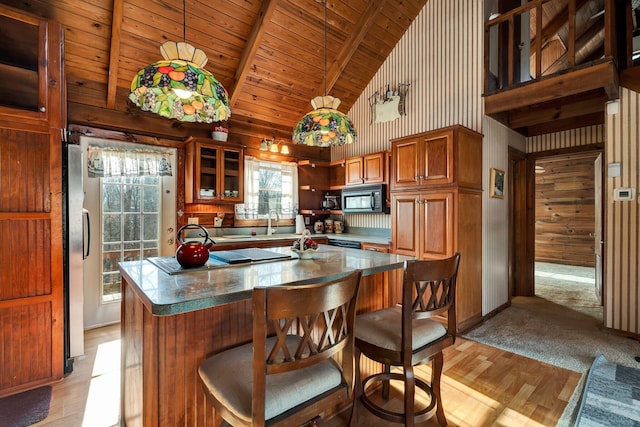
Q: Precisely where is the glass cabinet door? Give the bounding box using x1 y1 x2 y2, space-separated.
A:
222 148 241 199
198 146 218 198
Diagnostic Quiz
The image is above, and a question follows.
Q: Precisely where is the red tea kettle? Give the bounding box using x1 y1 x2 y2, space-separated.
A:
176 224 214 268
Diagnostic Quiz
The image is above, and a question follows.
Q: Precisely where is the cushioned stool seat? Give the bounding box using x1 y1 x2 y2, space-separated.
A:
198 270 363 427
199 336 343 422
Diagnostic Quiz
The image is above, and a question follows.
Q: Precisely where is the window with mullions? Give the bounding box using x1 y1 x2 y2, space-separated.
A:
241 157 298 220
101 176 160 303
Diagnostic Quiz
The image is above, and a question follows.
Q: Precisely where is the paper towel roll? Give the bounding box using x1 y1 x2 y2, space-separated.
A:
295 215 305 234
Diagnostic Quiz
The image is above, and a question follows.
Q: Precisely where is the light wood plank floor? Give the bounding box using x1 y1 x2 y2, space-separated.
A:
33 324 581 427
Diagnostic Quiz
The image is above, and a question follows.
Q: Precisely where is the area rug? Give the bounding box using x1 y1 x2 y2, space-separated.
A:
576 354 640 426
0 385 52 427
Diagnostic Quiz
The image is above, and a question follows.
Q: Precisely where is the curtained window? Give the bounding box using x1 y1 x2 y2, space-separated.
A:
87 146 173 177
240 157 298 219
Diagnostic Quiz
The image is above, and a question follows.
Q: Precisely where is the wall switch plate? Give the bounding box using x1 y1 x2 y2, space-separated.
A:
188 217 199 224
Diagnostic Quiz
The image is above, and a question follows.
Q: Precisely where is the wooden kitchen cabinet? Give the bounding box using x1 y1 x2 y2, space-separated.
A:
185 137 243 204
391 189 482 332
390 125 482 333
0 7 56 125
344 152 386 186
390 125 482 191
0 4 65 397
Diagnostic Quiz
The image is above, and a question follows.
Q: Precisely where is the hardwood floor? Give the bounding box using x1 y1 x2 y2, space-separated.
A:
33 324 580 427
33 324 121 427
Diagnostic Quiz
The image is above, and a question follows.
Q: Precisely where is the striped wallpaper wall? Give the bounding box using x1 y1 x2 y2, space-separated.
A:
483 117 526 313
334 0 483 244
333 0 484 162
605 87 640 334
332 0 515 315
526 125 605 153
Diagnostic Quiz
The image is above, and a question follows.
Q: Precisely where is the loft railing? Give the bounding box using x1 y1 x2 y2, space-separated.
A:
484 0 616 95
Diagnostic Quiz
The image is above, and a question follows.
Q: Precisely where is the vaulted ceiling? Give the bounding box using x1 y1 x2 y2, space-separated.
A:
2 0 429 146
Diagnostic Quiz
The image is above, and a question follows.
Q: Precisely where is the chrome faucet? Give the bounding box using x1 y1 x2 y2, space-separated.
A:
266 209 279 236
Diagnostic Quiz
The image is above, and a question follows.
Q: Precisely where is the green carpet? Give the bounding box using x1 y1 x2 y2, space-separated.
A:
576 354 640 426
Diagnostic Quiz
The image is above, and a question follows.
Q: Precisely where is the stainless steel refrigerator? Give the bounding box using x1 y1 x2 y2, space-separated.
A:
63 143 89 373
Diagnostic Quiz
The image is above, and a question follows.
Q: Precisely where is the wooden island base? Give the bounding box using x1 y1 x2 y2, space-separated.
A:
121 271 389 427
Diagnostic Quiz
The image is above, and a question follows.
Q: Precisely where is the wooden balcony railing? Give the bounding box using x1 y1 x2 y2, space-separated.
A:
484 0 616 95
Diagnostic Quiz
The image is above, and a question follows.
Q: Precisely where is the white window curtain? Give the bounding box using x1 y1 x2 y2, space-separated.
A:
87 146 173 177
244 156 298 218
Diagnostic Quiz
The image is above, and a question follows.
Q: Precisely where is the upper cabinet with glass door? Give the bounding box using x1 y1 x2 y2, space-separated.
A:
185 137 243 204
0 6 61 125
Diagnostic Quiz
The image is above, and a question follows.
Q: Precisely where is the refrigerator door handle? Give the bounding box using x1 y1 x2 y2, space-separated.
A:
83 208 90 259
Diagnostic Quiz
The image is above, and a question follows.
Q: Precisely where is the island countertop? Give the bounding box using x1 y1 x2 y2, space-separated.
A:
119 244 413 316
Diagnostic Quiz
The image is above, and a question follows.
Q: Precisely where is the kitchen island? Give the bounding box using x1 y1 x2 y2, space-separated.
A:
120 245 413 427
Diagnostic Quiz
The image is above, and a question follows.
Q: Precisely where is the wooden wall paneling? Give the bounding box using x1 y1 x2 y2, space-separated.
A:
534 153 599 267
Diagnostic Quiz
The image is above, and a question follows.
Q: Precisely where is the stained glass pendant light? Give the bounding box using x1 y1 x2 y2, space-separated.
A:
292 2 356 147
129 1 230 123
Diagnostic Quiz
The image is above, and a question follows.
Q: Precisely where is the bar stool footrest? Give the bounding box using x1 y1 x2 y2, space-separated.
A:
360 371 437 424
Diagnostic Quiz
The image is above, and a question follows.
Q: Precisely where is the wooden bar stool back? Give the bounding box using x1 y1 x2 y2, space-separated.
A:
349 253 461 427
198 269 363 427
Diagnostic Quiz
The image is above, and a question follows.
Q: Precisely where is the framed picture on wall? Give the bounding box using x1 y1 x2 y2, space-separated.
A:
490 168 505 199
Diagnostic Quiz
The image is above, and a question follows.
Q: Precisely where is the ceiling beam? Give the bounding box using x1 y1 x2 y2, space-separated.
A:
620 67 640 93
319 0 386 95
106 0 124 109
68 101 212 140
484 59 618 115
229 0 279 108
508 94 607 129
525 111 603 136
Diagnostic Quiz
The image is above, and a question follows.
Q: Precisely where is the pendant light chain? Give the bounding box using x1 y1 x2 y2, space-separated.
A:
323 0 327 97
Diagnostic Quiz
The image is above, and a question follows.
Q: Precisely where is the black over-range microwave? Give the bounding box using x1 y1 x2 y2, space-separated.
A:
341 184 389 214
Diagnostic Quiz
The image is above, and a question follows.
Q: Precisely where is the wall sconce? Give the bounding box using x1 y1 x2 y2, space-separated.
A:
259 138 290 155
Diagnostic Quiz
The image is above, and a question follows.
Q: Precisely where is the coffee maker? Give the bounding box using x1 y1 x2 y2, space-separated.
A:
322 193 339 210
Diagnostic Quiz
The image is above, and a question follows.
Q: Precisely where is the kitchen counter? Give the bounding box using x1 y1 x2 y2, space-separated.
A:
120 245 412 427
119 245 409 316
210 232 390 245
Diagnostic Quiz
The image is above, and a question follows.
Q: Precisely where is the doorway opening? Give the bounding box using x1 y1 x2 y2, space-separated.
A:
533 152 603 318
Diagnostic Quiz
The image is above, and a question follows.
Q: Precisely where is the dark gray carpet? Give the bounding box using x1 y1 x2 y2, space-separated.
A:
0 385 52 427
576 354 640 426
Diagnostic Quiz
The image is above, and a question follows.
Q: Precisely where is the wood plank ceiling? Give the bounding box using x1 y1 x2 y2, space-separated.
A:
2 0 428 147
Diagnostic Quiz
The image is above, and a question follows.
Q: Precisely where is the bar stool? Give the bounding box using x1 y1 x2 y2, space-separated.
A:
349 254 461 427
198 270 362 427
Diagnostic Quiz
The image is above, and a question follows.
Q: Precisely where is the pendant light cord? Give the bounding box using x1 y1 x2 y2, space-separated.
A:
323 0 327 97
183 0 186 42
